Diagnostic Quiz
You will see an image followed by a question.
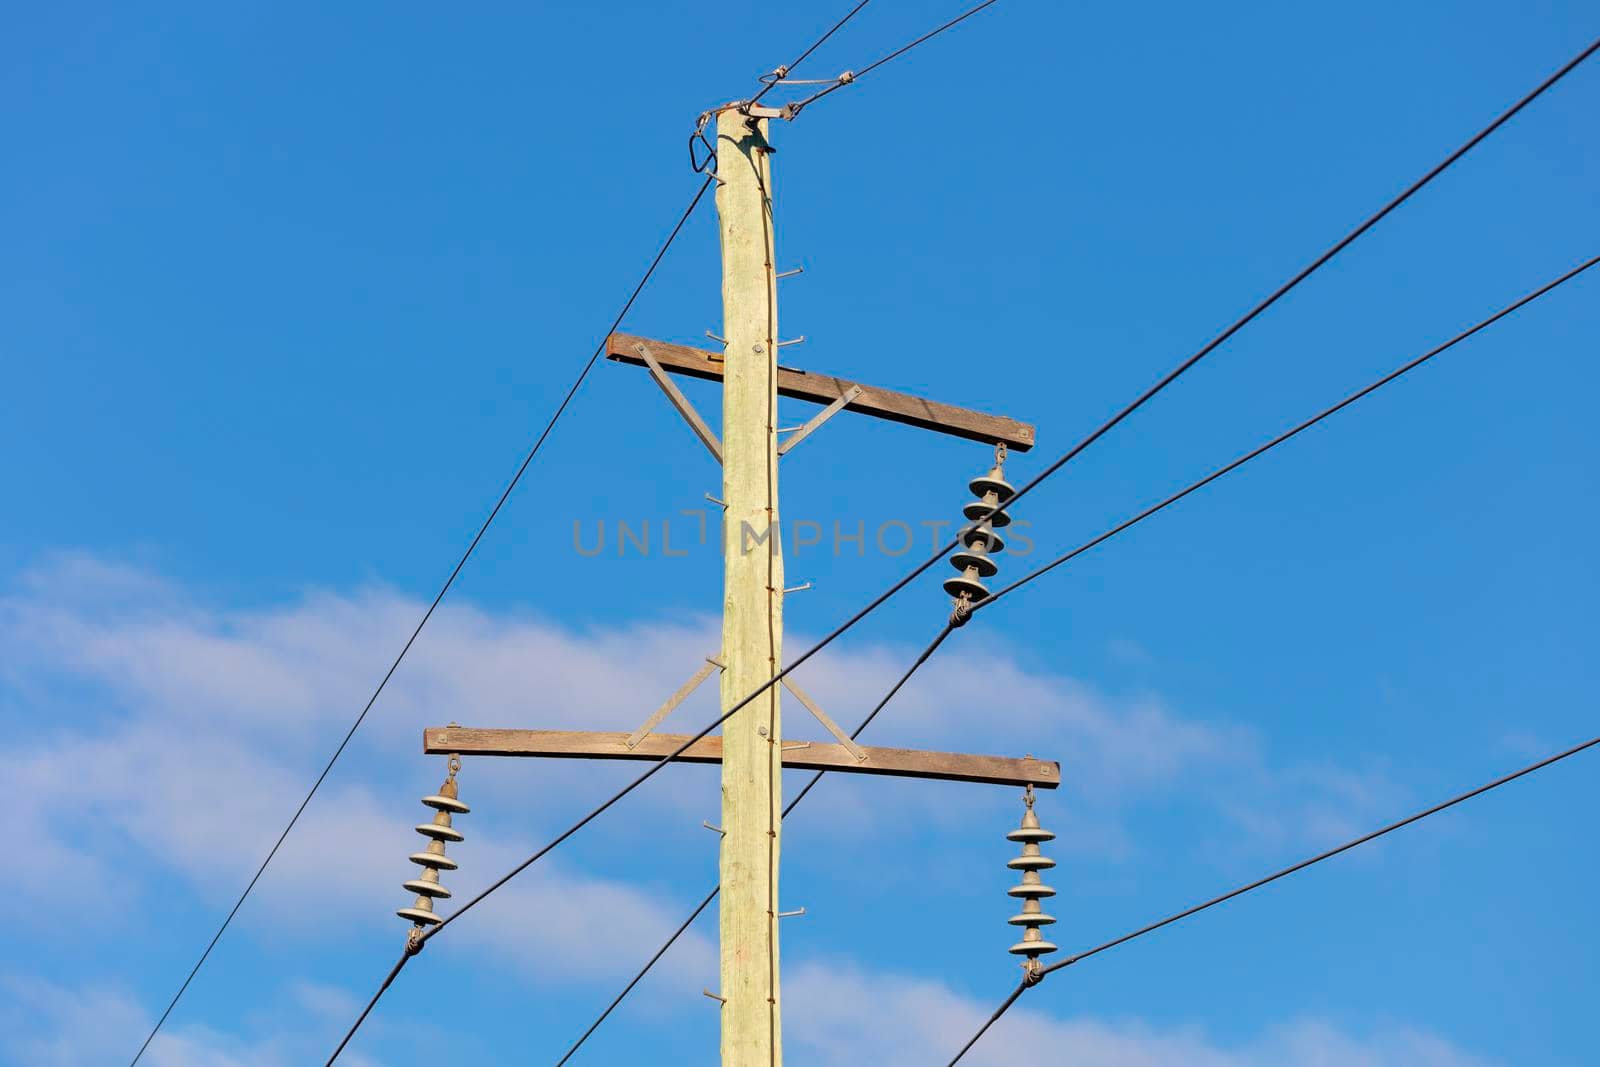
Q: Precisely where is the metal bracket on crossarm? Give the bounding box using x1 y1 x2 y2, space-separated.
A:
778 384 862 456
625 655 722 749
637 342 723 464
778 674 867 762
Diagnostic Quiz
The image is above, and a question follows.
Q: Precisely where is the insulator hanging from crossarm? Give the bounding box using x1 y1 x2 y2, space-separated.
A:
947 442 1013 626
397 753 469 929
1005 784 1058 969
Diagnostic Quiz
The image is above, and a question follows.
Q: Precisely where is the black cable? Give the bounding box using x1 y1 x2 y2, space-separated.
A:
789 0 1004 113
695 0 875 172
947 249 1600 1066
945 980 1029 1067
342 625 963 1067
325 951 412 1067
548 244 1598 1067
788 622 958 810
326 480 957 1063
128 174 715 1067
553 622 956 1064
554 888 718 1066
749 0 876 106
776 27 1600 672
856 0 1001 78
979 252 1600 610
439 619 956 954
419 557 950 948
498 29 1600 970
952 251 1600 1067
961 32 1600 544
947 730 1600 1064
323 29 1598 1065
330 102 996 1041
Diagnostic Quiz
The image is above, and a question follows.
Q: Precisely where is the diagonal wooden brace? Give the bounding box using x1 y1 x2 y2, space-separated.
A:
778 675 867 762
637 342 723 463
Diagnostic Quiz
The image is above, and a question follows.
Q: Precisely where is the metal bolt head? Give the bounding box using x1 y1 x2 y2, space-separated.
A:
753 342 765 354
757 725 769 737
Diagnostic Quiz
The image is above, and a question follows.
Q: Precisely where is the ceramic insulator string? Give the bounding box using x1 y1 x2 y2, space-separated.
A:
397 758 469 928
946 444 1012 622
1005 785 1058 966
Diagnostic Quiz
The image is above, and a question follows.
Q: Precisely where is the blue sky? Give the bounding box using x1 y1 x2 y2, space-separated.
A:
3 2 1598 1064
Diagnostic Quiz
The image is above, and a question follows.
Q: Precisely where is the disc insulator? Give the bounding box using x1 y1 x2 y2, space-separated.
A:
1004 788 1059 961
398 763 467 930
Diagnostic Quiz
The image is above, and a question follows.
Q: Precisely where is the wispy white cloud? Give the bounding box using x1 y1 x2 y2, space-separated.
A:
3 959 1493 1067
2 554 1407 999
0 973 387 1067
0 553 1490 1064
785 959 1495 1067
1105 637 1156 667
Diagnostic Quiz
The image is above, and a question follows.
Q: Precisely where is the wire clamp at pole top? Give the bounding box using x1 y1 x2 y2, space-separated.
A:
742 103 793 120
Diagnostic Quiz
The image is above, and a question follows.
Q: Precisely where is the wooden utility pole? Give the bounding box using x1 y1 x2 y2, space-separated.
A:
416 103 1054 1067
713 106 784 1067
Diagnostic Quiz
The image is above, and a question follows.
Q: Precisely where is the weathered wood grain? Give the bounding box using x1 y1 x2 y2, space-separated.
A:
424 727 1062 788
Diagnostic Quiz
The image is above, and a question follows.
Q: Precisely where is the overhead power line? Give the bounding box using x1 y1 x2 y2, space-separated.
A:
785 0 1004 114
320 27 1598 1066
852 0 1002 77
747 0 876 107
953 31 1600 544
695 0 992 184
128 174 715 1067
320 2 992 1055
681 26 1600 744
947 730 1600 1065
554 624 957 1064
558 241 1599 1061
941 255 1600 1067
980 252 1600 609
222 28 906 1057
323 536 975 1065
322 433 965 1067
